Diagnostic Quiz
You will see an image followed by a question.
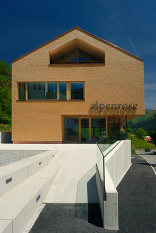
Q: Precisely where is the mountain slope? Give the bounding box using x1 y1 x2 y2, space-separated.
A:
129 109 156 133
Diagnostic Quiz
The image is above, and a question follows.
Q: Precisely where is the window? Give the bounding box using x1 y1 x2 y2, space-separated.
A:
71 82 83 100
18 83 26 100
28 82 45 100
45 82 57 99
50 48 104 64
91 118 106 142
59 83 66 100
27 82 57 100
64 118 79 142
18 82 84 101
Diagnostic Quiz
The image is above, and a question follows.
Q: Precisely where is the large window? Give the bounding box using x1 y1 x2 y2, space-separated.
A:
64 118 79 142
64 117 107 143
50 48 104 64
18 81 84 101
71 82 83 100
28 82 45 100
91 118 106 142
27 82 57 100
18 83 26 100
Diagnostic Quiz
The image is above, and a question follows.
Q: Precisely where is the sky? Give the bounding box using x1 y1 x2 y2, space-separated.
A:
0 0 156 109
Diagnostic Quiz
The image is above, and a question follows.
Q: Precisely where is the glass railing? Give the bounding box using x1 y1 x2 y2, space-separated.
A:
96 131 128 189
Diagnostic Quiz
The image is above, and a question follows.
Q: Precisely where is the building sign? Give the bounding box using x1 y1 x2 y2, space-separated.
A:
90 101 138 112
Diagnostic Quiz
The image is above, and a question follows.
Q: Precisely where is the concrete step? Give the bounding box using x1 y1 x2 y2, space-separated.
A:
0 158 60 233
0 220 12 233
0 150 57 197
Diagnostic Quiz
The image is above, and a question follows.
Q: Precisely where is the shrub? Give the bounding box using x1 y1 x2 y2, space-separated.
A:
136 128 147 139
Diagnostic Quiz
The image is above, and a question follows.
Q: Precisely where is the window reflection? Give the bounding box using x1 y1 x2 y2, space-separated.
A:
59 83 66 100
27 82 57 100
46 82 57 99
64 118 79 142
71 82 83 100
19 83 26 100
91 118 106 142
20 82 84 101
28 82 45 100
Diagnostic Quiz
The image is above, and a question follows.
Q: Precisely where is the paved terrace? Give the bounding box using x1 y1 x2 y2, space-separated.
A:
26 151 156 233
0 145 156 233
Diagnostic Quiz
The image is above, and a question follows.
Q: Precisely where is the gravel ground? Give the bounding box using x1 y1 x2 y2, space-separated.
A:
0 150 47 167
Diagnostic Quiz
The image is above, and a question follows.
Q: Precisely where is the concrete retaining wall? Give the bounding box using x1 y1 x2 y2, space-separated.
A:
96 140 131 230
105 140 131 188
0 132 12 143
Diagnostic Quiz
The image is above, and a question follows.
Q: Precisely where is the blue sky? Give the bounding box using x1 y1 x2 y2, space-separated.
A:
0 0 156 109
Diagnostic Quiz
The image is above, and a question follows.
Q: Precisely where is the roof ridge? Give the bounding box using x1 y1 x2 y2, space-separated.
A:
12 26 143 63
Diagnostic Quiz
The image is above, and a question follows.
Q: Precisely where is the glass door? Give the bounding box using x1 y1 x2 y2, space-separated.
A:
81 118 89 143
64 118 79 142
91 118 106 142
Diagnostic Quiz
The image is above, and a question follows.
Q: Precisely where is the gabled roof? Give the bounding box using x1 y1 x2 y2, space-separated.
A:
12 26 143 63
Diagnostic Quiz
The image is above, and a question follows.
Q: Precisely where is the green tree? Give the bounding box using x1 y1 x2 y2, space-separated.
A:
0 60 11 124
136 128 147 139
150 128 156 145
126 123 133 133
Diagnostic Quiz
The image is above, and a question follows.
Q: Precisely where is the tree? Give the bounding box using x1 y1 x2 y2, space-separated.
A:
0 60 11 124
136 128 147 139
126 123 133 133
150 128 156 145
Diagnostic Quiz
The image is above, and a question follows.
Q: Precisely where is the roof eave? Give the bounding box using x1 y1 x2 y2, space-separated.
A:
12 26 144 63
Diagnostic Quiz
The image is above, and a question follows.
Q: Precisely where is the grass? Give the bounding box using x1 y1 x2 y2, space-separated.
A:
0 123 11 132
128 133 156 153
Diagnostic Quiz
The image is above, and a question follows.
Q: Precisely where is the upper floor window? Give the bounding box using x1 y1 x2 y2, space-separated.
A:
50 48 104 64
18 81 84 101
19 83 26 100
27 82 57 100
71 82 84 100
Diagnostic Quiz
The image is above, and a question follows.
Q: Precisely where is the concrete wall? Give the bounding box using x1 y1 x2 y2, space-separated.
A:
0 132 12 143
105 140 131 188
12 27 144 143
96 140 131 230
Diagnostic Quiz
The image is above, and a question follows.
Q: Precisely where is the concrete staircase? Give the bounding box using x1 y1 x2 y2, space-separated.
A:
0 150 59 233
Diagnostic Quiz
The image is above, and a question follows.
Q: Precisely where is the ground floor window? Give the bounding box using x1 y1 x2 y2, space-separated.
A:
91 118 106 143
81 118 89 143
64 116 117 143
64 118 79 142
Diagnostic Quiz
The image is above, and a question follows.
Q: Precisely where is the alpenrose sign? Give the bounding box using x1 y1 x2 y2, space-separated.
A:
90 102 138 112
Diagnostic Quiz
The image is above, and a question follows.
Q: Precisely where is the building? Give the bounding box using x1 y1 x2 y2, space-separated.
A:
12 27 144 143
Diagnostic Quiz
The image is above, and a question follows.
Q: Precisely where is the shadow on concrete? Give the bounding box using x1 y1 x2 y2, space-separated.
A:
87 174 103 227
75 174 103 227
